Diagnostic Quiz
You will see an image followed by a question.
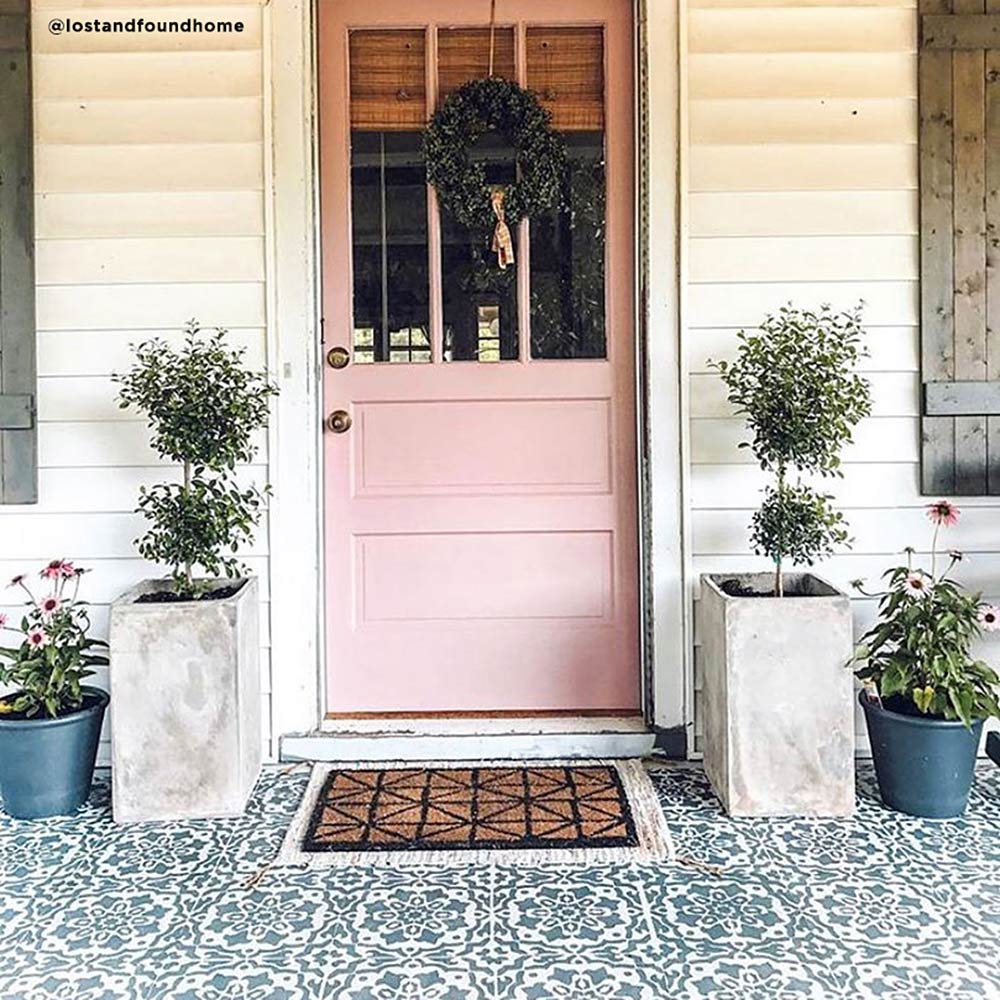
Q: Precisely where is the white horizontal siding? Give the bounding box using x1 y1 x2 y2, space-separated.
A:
690 371 919 418
34 51 262 100
36 192 264 238
37 237 265 284
690 144 916 191
690 325 919 372
685 1 1000 751
0 3 273 760
38 327 265 375
689 8 915 53
690 191 918 236
690 52 914 99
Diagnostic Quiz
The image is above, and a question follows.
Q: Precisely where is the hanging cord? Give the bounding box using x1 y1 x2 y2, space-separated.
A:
488 0 497 77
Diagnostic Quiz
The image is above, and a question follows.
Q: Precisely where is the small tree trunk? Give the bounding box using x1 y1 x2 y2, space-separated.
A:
183 459 194 594
774 464 786 597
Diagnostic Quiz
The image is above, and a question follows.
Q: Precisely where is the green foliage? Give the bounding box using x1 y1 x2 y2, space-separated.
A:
134 477 267 589
711 305 871 476
750 482 849 568
0 562 108 719
709 304 872 595
113 321 278 598
114 323 274 471
852 557 1000 726
424 77 566 232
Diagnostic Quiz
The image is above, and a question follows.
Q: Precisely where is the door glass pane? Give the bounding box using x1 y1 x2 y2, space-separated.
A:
348 30 430 364
527 26 607 360
529 133 606 359
441 132 519 362
350 132 430 363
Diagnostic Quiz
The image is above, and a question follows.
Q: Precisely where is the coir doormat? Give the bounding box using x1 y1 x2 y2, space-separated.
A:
277 760 672 867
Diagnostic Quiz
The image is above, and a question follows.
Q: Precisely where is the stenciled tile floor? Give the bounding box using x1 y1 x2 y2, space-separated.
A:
1 761 998 1000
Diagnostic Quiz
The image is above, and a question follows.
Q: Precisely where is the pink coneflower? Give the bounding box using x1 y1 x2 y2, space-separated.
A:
0 613 7 629
40 559 69 581
904 572 931 598
978 606 1000 632
926 500 960 527
26 627 50 649
39 595 62 617
59 561 77 578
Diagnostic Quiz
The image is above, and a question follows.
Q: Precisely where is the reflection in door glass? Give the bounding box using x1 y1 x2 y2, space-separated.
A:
530 133 607 359
441 132 519 362
350 131 431 363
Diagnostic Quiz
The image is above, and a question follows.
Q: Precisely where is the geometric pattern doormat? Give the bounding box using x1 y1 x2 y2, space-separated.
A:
277 759 673 868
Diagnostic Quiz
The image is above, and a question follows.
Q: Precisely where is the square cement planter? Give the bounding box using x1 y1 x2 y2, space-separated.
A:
699 572 855 818
109 577 261 823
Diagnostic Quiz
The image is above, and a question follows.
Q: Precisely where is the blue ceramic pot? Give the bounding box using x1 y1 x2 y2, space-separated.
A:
0 686 108 819
860 691 983 818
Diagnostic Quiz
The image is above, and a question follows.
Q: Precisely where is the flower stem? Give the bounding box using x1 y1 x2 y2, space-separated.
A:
931 522 940 581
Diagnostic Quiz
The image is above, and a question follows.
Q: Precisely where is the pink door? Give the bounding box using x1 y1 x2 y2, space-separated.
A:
319 0 638 714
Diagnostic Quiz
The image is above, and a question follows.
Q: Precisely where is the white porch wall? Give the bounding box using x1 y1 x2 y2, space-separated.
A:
685 0 1000 749
4 0 999 762
0 1 273 763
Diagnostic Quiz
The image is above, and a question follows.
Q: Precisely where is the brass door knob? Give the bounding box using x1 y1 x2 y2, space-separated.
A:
327 346 350 369
327 409 352 434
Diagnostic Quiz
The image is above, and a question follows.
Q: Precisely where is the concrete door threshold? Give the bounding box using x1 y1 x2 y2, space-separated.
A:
279 716 654 762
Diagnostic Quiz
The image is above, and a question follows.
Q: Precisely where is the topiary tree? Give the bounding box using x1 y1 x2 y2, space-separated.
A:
708 304 872 597
113 321 279 598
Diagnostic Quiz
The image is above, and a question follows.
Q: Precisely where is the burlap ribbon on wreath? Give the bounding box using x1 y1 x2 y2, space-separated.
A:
491 188 514 270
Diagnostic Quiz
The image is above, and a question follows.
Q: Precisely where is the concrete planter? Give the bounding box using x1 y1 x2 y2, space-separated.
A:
109 577 261 823
699 572 855 817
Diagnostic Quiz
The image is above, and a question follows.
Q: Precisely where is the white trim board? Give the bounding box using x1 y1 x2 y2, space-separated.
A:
640 0 688 738
318 715 648 736
265 0 323 754
287 717 655 763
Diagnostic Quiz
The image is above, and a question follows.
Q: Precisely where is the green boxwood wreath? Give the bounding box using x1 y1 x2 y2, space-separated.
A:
424 77 567 233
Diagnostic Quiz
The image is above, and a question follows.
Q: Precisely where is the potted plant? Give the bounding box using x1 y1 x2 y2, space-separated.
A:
0 561 109 818
700 304 872 817
109 321 277 823
851 500 1000 818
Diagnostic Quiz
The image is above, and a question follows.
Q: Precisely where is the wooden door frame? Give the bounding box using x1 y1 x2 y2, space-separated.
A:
265 0 689 755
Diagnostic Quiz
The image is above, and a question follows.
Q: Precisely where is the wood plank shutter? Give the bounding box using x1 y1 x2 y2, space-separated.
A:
0 0 36 504
919 0 1000 493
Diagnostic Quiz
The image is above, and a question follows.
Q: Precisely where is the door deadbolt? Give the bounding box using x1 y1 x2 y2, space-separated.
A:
326 346 350 369
327 409 352 434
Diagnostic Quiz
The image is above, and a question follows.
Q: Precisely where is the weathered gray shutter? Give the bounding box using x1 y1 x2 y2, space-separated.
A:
919 1 1000 493
0 0 36 504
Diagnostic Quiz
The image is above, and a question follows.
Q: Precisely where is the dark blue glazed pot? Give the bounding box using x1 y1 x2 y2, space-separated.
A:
0 686 108 819
860 691 983 818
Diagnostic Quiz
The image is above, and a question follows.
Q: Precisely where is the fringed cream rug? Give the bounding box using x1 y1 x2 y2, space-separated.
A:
276 759 673 868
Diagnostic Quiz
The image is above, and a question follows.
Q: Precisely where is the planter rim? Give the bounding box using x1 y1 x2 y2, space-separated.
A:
111 576 253 610
0 685 109 731
858 690 984 730
702 571 848 601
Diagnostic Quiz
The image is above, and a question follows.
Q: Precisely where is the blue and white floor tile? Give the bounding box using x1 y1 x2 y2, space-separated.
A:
1 762 998 999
